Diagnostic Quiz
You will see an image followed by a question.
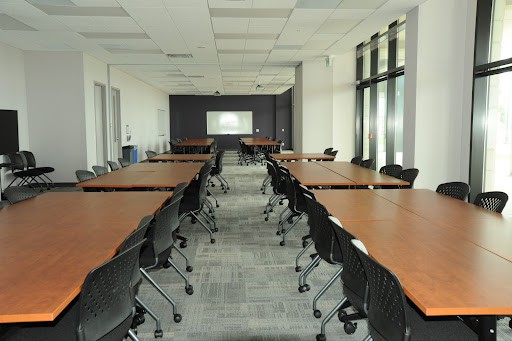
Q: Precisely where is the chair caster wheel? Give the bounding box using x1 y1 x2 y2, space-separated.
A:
186 285 194 295
211 184 215 187
186 265 193 272
302 240 308 248
265 217 269 221
314 310 322 318
154 330 163 338
287 218 293 224
173 314 182 323
180 242 187 248
280 241 285 246
217 203 220 207
295 266 302 272
223 190 227 194
191 219 197 224
276 231 281 236
344 322 357 334
214 228 219 232
316 333 326 341
210 239 215 244
305 284 311 291
279 201 283 205
227 187 230 190
298 286 306 293
270 209 273 212
133 313 145 326
163 260 171 268
338 309 347 321
281 229 286 234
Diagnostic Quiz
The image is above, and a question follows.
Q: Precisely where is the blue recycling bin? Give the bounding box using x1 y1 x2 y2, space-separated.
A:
122 145 138 163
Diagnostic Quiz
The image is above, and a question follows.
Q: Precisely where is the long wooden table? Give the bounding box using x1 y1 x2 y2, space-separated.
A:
0 191 171 323
240 137 280 147
284 162 355 187
148 153 213 162
314 189 512 340
316 161 408 186
175 138 215 153
76 162 202 189
271 153 335 161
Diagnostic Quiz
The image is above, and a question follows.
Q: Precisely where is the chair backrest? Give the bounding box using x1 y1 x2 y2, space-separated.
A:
118 158 132 168
436 181 470 201
305 197 342 264
330 217 369 315
379 164 403 179
145 150 157 158
197 160 214 202
473 191 508 213
4 186 38 204
323 147 333 155
353 240 410 341
281 166 299 212
92 165 108 176
19 151 37 168
6 153 25 172
215 150 225 173
119 215 153 286
399 168 419 189
107 161 120 171
146 198 181 267
77 240 144 341
329 150 338 157
360 159 374 169
75 170 96 183
172 182 188 199
351 156 363 166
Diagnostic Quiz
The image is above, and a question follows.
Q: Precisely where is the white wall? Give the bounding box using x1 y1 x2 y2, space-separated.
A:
110 67 170 163
0 42 29 190
333 50 356 161
404 0 477 189
83 54 108 169
24 51 87 183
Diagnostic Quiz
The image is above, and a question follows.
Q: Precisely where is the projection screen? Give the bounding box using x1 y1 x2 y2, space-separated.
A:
207 111 253 135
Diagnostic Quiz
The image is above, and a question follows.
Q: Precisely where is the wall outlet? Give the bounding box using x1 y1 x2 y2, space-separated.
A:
256 128 259 132
282 128 285 132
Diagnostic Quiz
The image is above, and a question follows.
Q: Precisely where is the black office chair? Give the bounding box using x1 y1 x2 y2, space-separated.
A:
3 186 38 204
75 170 98 192
92 165 108 176
473 191 508 213
210 150 230 193
19 151 54 188
436 181 470 201
329 150 338 157
379 164 403 189
353 239 477 341
263 158 288 221
316 217 369 341
277 166 307 246
400 168 419 189
178 160 217 243
139 197 185 326
107 160 120 171
360 159 374 169
7 241 145 341
5 153 42 189
145 150 157 158
323 148 333 155
118 158 132 168
351 156 363 165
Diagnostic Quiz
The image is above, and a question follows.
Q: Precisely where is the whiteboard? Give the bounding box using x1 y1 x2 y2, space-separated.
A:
207 111 253 134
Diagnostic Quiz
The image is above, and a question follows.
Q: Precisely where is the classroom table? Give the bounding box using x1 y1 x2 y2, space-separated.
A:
0 191 171 323
315 161 409 186
76 162 202 190
240 137 281 147
313 188 512 340
148 154 213 162
284 162 355 187
175 138 215 153
271 153 335 161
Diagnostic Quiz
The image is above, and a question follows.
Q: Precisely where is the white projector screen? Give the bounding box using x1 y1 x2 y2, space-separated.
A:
207 111 253 134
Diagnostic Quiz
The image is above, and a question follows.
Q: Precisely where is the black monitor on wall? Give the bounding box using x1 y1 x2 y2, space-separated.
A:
0 110 19 155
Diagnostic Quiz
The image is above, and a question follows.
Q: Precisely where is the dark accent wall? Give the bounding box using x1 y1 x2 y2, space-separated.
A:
169 89 292 150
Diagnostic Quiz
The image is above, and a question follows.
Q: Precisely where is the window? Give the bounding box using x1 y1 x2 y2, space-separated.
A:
355 19 405 169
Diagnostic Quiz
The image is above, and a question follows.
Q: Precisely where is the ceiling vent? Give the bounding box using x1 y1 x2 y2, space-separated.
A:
166 54 193 58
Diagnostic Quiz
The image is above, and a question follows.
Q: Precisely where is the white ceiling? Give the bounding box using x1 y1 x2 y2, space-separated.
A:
0 0 425 95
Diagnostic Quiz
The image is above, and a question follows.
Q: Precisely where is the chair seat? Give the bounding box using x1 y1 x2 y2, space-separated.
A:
33 166 55 174
13 169 44 178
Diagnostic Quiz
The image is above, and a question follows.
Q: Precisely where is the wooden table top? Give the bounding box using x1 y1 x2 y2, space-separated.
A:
76 162 202 188
313 189 415 221
343 217 512 316
315 161 409 186
373 189 512 262
175 138 215 146
271 153 335 161
240 138 281 146
0 191 171 323
148 154 213 162
284 162 355 186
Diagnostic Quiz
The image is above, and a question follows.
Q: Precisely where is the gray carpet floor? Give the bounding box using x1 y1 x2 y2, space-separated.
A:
133 152 512 341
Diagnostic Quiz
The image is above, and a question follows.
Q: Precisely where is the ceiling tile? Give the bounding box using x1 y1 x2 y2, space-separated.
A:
211 17 249 33
337 0 388 10
32 4 130 16
329 8 375 19
218 49 270 54
209 8 292 18
251 0 297 8
79 32 149 39
301 39 332 50
295 0 342 9
244 39 276 50
215 39 246 50
0 13 36 31
317 19 361 34
208 0 253 9
215 33 279 39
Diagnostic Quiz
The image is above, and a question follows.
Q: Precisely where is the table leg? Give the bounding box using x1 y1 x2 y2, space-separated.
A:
477 316 497 341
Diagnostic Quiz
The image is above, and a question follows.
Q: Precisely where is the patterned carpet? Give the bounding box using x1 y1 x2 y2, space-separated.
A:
133 152 512 341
